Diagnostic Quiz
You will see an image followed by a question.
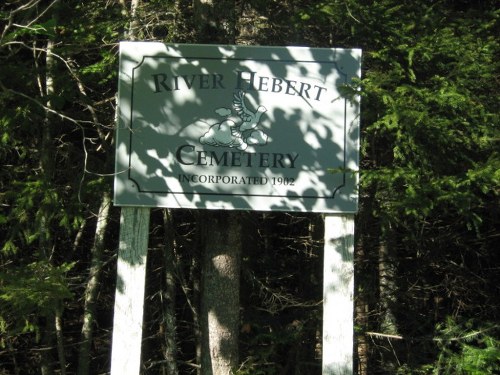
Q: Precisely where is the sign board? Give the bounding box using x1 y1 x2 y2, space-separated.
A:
114 42 361 212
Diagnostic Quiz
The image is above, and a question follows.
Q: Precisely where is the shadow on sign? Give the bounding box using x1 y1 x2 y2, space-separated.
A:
114 43 361 213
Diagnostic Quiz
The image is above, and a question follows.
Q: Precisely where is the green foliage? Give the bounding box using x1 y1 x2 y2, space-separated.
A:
0 261 74 337
0 18 57 44
395 318 500 375
432 318 500 374
340 0 500 372
356 1 499 229
1 178 83 254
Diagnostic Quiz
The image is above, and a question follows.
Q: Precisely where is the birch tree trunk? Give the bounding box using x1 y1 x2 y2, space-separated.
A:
77 191 112 375
38 27 59 375
38 34 68 375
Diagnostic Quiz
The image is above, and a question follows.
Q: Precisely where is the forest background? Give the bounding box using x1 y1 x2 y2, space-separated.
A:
0 0 499 374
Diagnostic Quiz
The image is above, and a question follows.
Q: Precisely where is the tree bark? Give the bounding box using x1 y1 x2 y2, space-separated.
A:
39 32 57 375
378 236 400 370
354 181 380 375
55 307 67 375
194 0 236 43
162 209 179 375
77 190 112 375
354 236 370 375
378 240 398 334
200 211 241 375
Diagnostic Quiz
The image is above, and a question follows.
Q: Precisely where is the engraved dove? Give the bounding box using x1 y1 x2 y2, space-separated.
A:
232 90 267 138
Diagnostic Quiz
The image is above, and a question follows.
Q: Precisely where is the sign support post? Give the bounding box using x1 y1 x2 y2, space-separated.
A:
323 214 355 375
110 207 150 375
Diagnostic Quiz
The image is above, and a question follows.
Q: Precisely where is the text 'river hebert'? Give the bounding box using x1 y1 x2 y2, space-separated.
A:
151 70 328 101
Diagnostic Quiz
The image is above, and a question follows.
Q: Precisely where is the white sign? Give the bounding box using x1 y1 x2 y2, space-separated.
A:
114 42 361 212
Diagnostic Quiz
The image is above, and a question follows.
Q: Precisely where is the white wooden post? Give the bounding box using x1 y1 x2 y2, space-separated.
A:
110 207 150 375
323 214 355 375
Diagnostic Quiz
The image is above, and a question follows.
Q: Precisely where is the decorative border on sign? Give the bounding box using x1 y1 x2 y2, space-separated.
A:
126 54 348 200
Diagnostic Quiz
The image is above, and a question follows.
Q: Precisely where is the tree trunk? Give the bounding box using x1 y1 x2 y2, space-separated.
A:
194 0 236 43
55 307 67 375
162 209 179 375
378 240 398 334
39 32 57 375
192 252 202 375
119 0 141 40
200 211 241 375
354 182 380 375
354 236 370 375
128 0 140 40
309 213 324 362
378 235 400 370
176 223 202 374
77 190 112 375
